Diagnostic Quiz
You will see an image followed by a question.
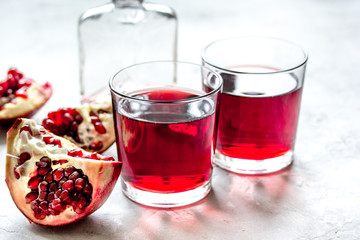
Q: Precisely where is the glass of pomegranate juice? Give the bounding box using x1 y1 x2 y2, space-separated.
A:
202 37 308 174
109 61 222 207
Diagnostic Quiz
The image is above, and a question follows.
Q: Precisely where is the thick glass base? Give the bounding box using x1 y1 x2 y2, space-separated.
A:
214 150 294 175
121 178 211 208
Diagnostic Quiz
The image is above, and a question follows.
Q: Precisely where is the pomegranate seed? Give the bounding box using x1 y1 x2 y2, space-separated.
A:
39 181 48 191
83 184 92 196
74 114 83 123
38 191 47 202
94 122 106 134
47 192 55 202
34 212 46 220
68 171 81 181
48 208 60 216
37 167 51 176
54 189 62 199
75 178 85 191
25 192 38 204
90 152 100 160
62 180 74 191
52 168 64 182
64 166 75 177
58 178 67 189
30 200 40 211
14 86 28 98
68 149 83 158
20 125 32 135
60 190 71 203
13 168 20 179
49 138 62 147
44 172 53 182
42 119 57 132
90 140 103 151
49 182 57 192
50 198 64 212
75 196 87 213
63 112 74 124
28 177 41 190
18 152 31 165
39 201 49 212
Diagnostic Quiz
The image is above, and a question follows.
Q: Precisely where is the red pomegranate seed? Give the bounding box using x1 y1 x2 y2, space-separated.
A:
25 192 38 204
64 166 75 177
49 138 62 147
54 189 62 199
74 114 83 123
34 212 46 220
30 200 40 211
75 196 87 213
68 149 83 158
44 172 53 182
13 168 20 179
58 178 67 189
28 177 41 190
75 178 85 191
38 191 48 202
52 168 64 182
94 122 106 134
49 182 57 192
18 152 31 165
14 86 28 99
43 119 57 132
60 190 71 203
63 112 74 125
47 192 55 202
39 201 49 212
20 125 32 135
83 184 92 196
68 171 81 181
37 167 51 176
50 198 64 212
39 181 48 191
62 180 74 191
90 140 103 151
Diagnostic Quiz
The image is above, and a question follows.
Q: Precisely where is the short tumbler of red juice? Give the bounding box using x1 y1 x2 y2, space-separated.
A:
109 61 222 207
202 37 308 174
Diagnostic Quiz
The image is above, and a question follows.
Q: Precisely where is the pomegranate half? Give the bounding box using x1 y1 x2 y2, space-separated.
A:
5 118 121 226
42 102 115 153
0 68 52 124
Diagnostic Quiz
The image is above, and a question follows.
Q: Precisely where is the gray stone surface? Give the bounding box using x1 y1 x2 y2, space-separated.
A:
1 0 360 239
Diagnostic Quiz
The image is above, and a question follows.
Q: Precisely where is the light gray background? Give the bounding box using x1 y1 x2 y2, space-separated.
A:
0 0 359 239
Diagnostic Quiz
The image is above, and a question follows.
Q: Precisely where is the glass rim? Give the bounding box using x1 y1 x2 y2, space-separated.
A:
201 36 309 75
109 60 223 104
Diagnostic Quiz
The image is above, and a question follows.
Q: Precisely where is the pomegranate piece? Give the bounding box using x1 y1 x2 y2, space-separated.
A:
5 118 122 226
42 102 115 153
0 68 52 124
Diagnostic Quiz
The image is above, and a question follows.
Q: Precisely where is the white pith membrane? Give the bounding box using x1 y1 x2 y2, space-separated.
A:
0 81 51 119
5 118 121 226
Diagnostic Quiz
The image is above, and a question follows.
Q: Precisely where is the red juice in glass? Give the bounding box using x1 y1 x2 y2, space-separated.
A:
216 66 302 160
114 88 216 193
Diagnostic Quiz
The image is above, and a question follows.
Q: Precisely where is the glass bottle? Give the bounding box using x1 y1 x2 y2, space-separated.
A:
78 0 178 103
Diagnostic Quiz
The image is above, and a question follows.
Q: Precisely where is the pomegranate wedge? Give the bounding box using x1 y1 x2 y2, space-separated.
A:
42 102 115 153
0 68 52 124
5 118 121 226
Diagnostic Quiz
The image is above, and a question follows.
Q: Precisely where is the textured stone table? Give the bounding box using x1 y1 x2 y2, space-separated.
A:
1 0 359 239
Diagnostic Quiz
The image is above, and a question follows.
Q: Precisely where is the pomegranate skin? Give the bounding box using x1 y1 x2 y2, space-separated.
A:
5 118 122 226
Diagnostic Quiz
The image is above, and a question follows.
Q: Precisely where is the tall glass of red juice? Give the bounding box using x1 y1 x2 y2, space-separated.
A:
109 61 222 207
202 37 308 174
